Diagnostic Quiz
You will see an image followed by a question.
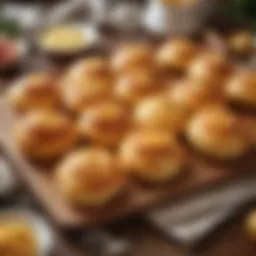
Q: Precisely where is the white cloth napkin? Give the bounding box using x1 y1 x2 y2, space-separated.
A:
146 174 256 246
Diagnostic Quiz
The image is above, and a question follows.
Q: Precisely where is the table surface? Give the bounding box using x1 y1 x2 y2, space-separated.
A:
55 207 256 256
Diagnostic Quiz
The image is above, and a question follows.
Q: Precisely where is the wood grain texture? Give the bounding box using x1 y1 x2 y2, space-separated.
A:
0 96 255 230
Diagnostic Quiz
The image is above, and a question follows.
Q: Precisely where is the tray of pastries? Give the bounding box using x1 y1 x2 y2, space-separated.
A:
0 37 256 229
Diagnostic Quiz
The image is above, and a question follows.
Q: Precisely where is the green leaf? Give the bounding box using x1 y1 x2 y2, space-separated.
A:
244 0 256 17
0 16 21 37
221 0 256 31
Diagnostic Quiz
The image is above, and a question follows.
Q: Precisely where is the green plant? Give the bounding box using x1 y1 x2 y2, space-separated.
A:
0 16 21 37
223 0 256 29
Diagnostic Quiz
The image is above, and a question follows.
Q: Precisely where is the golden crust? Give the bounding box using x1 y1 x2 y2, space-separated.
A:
188 53 232 87
0 219 38 256
78 101 130 146
156 38 197 71
245 210 256 241
111 44 154 75
14 110 77 159
120 130 185 182
114 71 159 105
168 79 218 117
68 57 112 80
133 96 184 132
8 72 59 112
56 148 126 206
228 31 253 55
60 74 112 112
186 106 249 159
226 69 256 107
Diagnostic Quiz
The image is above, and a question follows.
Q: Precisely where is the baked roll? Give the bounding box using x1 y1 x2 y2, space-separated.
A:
61 75 111 113
186 106 248 159
156 38 197 71
245 210 256 241
168 79 217 118
111 44 154 75
114 71 159 105
67 57 111 80
225 69 256 108
8 72 59 112
188 52 232 88
120 130 185 183
78 101 130 146
14 110 77 159
56 148 126 206
228 31 253 56
133 96 184 132
0 218 38 256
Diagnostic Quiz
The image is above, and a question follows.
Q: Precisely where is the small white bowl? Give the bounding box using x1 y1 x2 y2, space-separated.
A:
143 0 217 35
0 209 54 256
37 23 100 61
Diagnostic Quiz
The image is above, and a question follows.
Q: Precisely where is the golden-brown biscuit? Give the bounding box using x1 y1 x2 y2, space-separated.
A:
14 110 77 159
228 31 253 56
133 96 184 132
56 148 126 206
111 44 154 75
168 79 218 117
8 72 59 112
120 130 185 183
226 69 256 108
114 71 159 105
61 75 112 113
78 101 130 146
156 38 197 71
67 57 111 80
158 0 198 6
245 210 256 241
186 106 248 159
188 52 232 88
0 218 38 256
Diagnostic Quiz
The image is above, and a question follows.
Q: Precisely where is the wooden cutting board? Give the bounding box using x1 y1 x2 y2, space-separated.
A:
0 97 255 231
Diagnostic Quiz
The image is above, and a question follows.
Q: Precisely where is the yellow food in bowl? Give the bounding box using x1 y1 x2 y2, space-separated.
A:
245 210 256 241
0 219 38 256
228 31 253 55
40 26 87 52
158 0 198 6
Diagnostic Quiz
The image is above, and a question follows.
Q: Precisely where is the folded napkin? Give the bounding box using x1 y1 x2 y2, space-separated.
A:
146 174 256 246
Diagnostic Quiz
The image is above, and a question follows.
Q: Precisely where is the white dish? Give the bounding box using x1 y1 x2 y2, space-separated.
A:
0 209 54 256
37 23 100 56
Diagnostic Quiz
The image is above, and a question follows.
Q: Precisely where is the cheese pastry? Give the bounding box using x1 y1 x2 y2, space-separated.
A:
14 110 77 159
120 130 185 183
226 69 256 108
56 148 126 206
156 38 197 71
8 72 59 112
186 106 248 159
78 101 130 146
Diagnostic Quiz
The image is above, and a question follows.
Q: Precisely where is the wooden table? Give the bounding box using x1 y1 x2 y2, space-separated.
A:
54 205 256 256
